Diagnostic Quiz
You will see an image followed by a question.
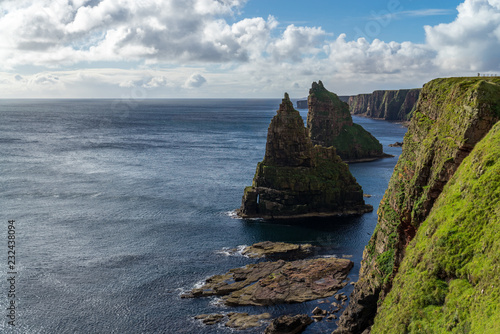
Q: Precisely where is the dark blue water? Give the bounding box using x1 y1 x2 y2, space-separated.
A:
0 99 406 333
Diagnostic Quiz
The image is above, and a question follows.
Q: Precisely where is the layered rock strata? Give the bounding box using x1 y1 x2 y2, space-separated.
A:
334 77 500 333
237 93 372 219
348 88 421 121
307 81 387 162
184 256 353 306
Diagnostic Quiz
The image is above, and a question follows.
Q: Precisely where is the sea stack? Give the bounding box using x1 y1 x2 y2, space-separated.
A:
237 93 372 219
307 81 387 162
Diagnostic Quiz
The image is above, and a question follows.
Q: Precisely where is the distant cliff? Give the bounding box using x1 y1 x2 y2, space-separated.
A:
237 93 372 219
334 77 500 333
348 88 421 121
306 81 387 162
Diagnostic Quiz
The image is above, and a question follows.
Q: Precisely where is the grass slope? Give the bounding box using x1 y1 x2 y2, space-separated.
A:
372 121 500 333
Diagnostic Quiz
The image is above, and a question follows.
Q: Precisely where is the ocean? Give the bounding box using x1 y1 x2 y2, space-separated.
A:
0 99 407 333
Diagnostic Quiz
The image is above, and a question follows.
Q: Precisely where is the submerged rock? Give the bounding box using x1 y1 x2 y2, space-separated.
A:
184 257 353 306
307 81 389 162
241 241 315 260
237 93 372 219
264 314 313 334
194 313 225 325
225 312 271 330
194 312 271 330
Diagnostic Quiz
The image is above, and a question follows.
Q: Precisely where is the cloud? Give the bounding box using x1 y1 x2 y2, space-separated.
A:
0 0 499 98
327 34 436 74
425 0 500 71
184 73 207 88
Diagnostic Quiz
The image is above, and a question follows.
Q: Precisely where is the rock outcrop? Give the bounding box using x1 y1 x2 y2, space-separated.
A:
237 93 372 219
195 312 271 330
183 256 353 306
334 77 500 333
348 88 421 121
241 241 315 260
307 81 387 162
264 314 313 334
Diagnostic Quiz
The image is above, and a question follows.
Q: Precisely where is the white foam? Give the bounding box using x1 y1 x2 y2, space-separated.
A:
225 210 241 219
215 244 248 257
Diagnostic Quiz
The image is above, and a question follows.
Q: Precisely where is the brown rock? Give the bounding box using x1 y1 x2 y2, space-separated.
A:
225 312 271 330
194 313 224 325
264 314 313 334
242 241 315 260
185 257 353 307
224 257 353 306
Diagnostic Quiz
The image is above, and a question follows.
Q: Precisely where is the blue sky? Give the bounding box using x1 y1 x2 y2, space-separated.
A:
0 0 499 98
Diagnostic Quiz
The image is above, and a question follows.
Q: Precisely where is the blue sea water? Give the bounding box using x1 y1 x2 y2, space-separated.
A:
0 99 407 334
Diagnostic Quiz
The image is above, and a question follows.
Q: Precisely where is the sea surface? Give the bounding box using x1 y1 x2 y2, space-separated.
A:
0 99 407 333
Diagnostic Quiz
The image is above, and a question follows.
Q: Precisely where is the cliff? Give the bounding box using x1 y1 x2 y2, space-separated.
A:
307 81 386 162
348 88 421 121
334 77 500 333
237 93 372 219
371 118 500 333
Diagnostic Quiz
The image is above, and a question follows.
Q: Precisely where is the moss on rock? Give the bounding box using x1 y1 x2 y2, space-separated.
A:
307 81 386 162
237 93 372 219
334 77 500 334
372 120 500 333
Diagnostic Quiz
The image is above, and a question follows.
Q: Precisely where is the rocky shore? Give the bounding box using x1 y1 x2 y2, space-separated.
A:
185 241 354 332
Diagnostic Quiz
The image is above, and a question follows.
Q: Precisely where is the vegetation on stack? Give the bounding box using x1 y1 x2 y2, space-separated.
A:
307 81 386 162
237 93 372 219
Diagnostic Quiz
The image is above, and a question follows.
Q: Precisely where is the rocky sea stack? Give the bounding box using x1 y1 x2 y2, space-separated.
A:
237 93 372 219
335 77 500 333
307 81 388 162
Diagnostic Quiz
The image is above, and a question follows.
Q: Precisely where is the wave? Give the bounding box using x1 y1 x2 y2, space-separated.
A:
215 244 248 257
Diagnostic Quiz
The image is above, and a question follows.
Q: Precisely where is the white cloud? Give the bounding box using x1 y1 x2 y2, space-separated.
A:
425 0 500 71
184 73 207 88
0 0 499 97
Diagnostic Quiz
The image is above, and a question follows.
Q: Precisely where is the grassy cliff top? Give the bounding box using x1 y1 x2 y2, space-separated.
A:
371 120 500 333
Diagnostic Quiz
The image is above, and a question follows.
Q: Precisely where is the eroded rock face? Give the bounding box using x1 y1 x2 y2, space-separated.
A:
307 81 386 162
183 257 353 306
237 93 372 219
334 77 500 333
348 88 421 121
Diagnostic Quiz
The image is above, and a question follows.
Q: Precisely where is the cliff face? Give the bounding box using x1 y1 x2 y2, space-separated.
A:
348 88 421 121
237 93 372 219
335 77 500 333
371 120 500 333
306 81 385 162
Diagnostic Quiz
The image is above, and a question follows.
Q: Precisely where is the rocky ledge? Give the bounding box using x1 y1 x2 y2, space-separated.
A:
241 241 316 260
236 93 372 219
183 256 353 306
195 312 271 330
264 314 313 334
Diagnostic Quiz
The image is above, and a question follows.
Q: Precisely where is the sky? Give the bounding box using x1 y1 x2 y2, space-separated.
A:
0 0 499 98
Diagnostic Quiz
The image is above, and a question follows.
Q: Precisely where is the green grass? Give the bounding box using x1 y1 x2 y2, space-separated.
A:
371 121 500 333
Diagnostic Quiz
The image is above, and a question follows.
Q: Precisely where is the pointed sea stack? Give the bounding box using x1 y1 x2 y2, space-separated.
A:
237 93 372 219
307 81 388 162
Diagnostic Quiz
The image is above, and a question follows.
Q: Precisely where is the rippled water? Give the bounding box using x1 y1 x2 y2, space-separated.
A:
0 99 406 333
